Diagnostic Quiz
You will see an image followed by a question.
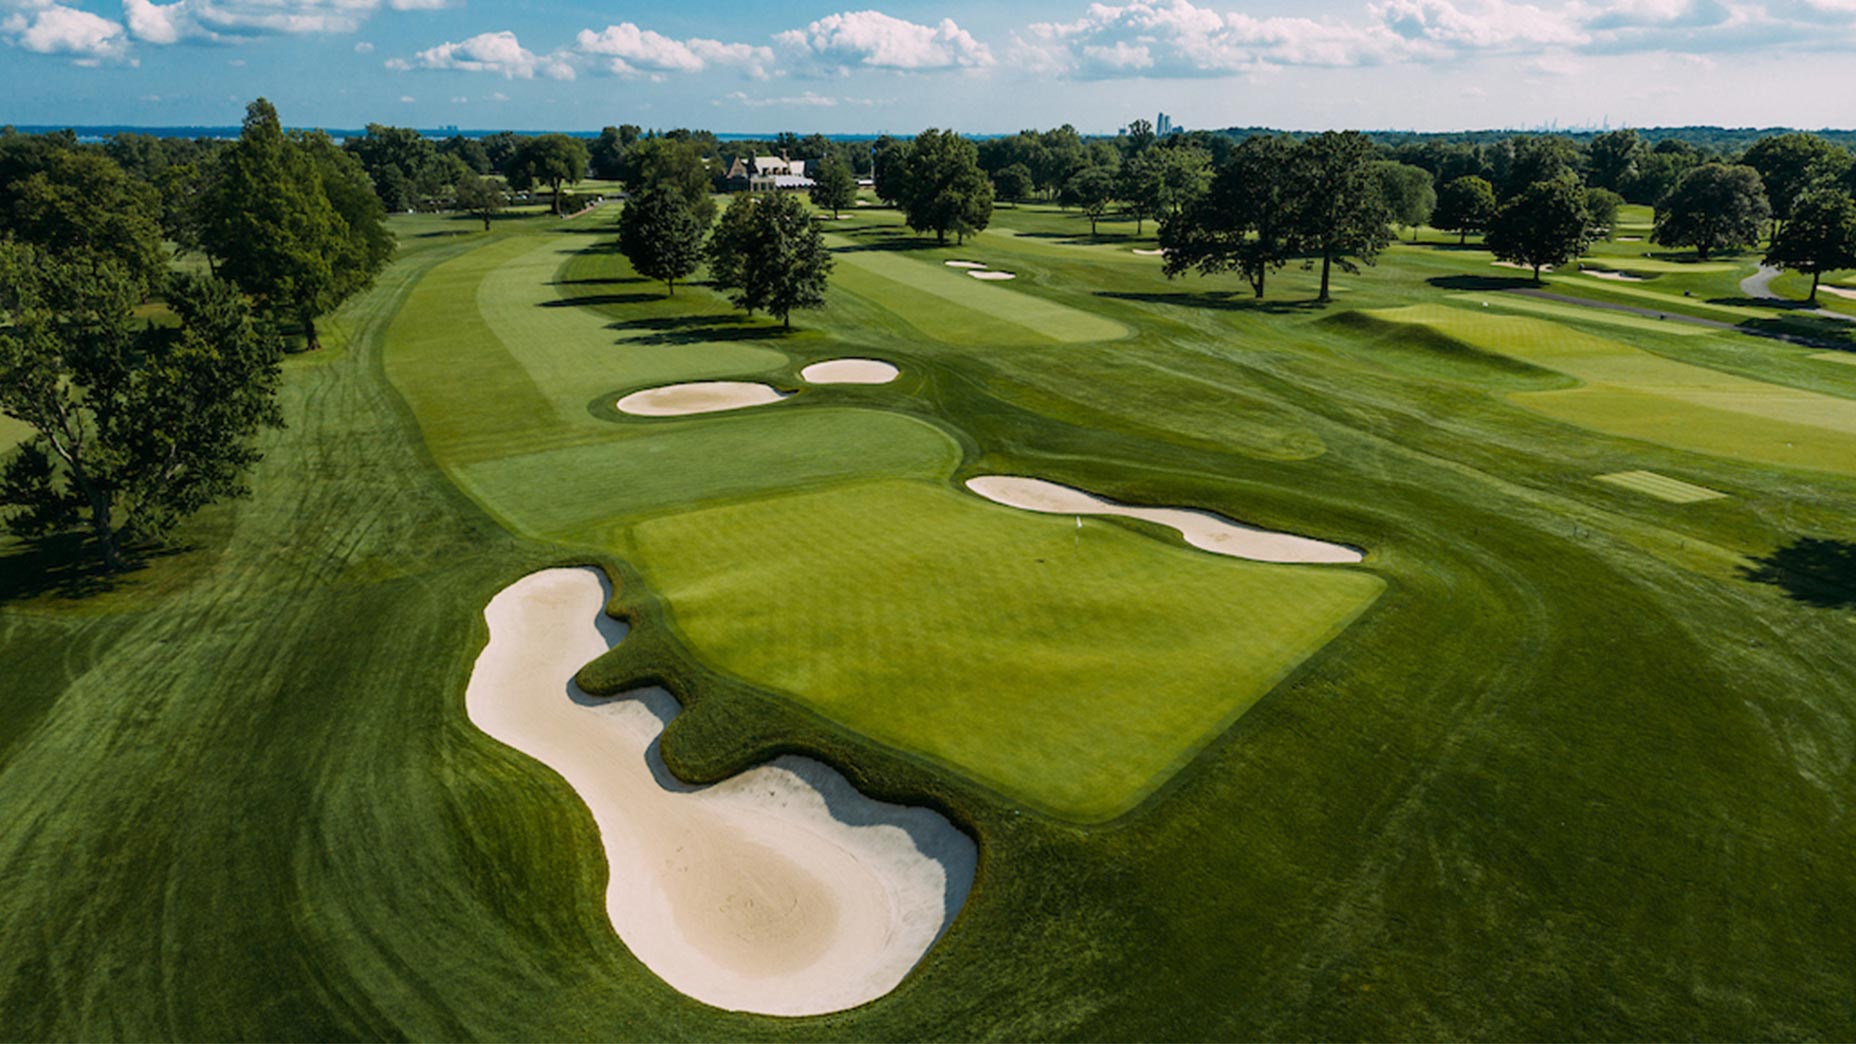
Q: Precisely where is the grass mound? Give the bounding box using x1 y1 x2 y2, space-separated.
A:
1321 310 1572 389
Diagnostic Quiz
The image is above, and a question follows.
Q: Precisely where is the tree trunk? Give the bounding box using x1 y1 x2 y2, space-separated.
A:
783 312 791 329
666 279 676 297
303 313 321 352
81 483 126 572
552 178 565 216
1318 253 1332 302
1533 263 1542 284
1810 270 1820 305
481 214 491 232
1090 217 1098 237
1460 230 1468 245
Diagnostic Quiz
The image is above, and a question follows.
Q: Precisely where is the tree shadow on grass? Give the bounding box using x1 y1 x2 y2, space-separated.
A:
603 313 790 346
1740 537 1856 610
1093 290 1327 314
541 293 667 308
0 533 185 604
556 276 649 287
1427 274 1539 292
1732 315 1856 351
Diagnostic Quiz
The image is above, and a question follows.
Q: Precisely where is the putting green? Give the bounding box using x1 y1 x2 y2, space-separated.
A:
1370 304 1856 474
829 240 1127 346
632 478 1383 822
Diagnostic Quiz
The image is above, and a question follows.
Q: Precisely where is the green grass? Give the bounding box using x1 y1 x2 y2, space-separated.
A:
1370 303 1856 474
631 478 1382 821
5 202 1856 1041
1597 470 1729 503
1453 289 1716 336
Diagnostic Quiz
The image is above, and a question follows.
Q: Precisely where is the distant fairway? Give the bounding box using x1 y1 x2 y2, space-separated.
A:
0 411 29 455
1369 304 1856 474
632 478 1383 821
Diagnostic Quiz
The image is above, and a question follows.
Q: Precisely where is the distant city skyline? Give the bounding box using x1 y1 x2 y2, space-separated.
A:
6 1 1856 132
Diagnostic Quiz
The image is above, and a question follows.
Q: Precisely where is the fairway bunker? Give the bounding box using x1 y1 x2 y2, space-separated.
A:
1132 248 1165 256
944 260 987 269
969 270 1017 281
616 381 787 417
1583 268 1649 282
800 358 900 384
466 569 976 1017
965 476 1364 564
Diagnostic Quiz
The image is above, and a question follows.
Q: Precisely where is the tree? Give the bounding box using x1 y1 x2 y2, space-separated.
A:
1652 163 1771 261
1293 130 1395 303
809 155 857 218
1485 173 1592 282
706 193 833 328
617 186 709 296
506 134 589 216
1433 175 1498 244
201 99 391 351
343 123 440 211
1585 187 1624 241
1122 118 1156 158
589 125 628 181
453 174 505 231
439 135 492 175
992 163 1034 207
3 146 167 296
872 136 912 205
1371 161 1437 241
1501 135 1581 198
898 129 993 244
0 244 283 571
620 137 715 224
1149 144 1212 220
1764 189 1856 304
1586 129 1644 193
1062 167 1118 236
1161 134 1300 299
1743 132 1841 225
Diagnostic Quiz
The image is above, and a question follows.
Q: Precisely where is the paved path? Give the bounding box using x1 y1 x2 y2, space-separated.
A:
1740 264 1853 322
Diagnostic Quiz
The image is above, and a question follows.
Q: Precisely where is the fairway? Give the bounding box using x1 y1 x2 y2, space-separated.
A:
632 479 1384 821
1597 470 1729 503
1370 304 1856 474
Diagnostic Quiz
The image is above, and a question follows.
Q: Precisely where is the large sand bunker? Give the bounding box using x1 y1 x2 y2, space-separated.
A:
968 270 1017 281
944 260 987 269
965 476 1364 564
1582 268 1648 282
800 358 900 384
466 569 976 1016
617 381 787 417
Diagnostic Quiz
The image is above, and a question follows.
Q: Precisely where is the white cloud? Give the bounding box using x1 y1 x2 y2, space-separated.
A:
392 29 576 79
574 22 773 77
776 10 993 70
121 0 448 46
5 3 129 59
353 39 371 52
400 94 414 101
720 88 842 107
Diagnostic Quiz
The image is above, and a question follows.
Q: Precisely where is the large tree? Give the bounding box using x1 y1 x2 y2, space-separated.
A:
1062 166 1118 237
620 137 715 223
992 163 1034 207
899 129 993 244
453 174 505 232
809 155 857 219
0 244 283 571
707 193 833 327
1160 134 1300 299
871 136 913 205
1652 162 1771 261
1485 173 1593 283
1372 161 1438 241
1587 129 1645 193
617 186 710 296
1743 132 1841 226
1433 175 1498 244
1293 130 1395 303
506 133 589 216
1764 188 1856 304
343 123 442 211
202 99 392 351
3 146 167 296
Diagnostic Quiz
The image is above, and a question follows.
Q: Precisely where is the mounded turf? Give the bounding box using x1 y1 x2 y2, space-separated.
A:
5 200 1856 1041
631 478 1383 821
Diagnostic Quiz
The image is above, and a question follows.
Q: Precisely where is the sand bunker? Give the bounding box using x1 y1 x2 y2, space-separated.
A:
466 569 976 1016
1132 248 1165 256
965 476 1363 564
1582 268 1647 282
944 260 988 269
968 270 1017 281
1819 285 1856 301
1493 261 1554 272
1617 236 1643 242
800 358 900 384
617 381 787 417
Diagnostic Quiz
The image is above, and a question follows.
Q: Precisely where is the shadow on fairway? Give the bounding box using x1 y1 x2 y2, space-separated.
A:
1427 274 1539 292
605 313 790 346
1740 537 1856 610
542 293 667 308
556 276 649 287
0 534 185 603
1094 290 1327 314
1733 315 1856 350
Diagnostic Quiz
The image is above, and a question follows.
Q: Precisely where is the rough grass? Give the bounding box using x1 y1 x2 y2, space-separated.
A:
630 478 1383 821
5 202 1856 1041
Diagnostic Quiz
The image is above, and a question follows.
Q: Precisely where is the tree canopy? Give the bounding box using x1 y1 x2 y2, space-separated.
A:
897 129 994 244
1433 175 1498 244
1160 133 1300 298
505 134 589 216
1652 163 1771 261
1486 173 1593 282
809 155 857 219
1764 189 1856 303
617 186 710 297
1294 131 1395 302
707 193 833 327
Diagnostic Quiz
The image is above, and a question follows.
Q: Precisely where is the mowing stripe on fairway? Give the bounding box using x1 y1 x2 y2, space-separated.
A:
1811 351 1856 366
1369 304 1856 475
1597 471 1729 503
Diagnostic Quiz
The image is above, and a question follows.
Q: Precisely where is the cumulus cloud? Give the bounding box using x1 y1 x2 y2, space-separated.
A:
389 29 576 79
4 3 129 60
1014 0 1408 77
574 22 774 77
121 0 448 46
776 10 993 70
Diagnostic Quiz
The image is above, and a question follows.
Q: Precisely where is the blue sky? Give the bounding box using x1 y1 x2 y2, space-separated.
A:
5 0 1856 132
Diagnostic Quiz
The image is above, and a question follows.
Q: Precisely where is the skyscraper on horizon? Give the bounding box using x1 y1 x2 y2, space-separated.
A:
1156 112 1174 135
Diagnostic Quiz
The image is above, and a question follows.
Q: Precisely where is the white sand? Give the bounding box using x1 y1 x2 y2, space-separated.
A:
1132 248 1165 256
968 270 1016 281
1582 268 1647 282
944 260 988 269
617 381 787 417
800 358 900 385
966 475 1363 564
466 569 977 1017
1818 285 1856 301
1492 261 1553 272
1617 236 1643 242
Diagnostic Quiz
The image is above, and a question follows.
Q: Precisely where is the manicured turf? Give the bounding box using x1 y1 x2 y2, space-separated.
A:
5 200 1856 1041
1370 303 1856 474
632 478 1382 821
1596 470 1729 503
